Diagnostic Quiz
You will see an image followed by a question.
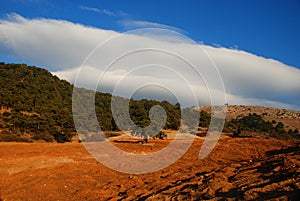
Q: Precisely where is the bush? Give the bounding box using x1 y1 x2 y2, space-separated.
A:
225 113 289 138
2 111 11 116
155 130 167 139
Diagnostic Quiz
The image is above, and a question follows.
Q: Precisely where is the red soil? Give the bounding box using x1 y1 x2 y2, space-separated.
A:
0 137 299 200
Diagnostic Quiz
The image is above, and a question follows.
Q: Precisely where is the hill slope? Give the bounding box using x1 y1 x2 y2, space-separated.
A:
0 62 75 142
0 62 181 142
0 62 299 142
198 106 300 139
199 105 300 133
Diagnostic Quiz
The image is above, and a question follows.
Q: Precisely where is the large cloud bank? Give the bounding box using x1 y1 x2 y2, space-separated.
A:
1 14 299 110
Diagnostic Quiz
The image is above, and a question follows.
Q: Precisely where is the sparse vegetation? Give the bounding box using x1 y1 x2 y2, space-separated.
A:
225 113 300 139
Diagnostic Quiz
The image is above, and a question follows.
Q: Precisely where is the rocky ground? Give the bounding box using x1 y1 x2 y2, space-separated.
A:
0 137 299 200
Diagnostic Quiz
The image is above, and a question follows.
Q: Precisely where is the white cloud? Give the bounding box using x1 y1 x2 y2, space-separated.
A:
120 20 186 34
1 14 300 110
0 13 118 70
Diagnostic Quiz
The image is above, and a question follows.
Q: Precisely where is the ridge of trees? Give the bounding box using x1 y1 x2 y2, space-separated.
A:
0 62 181 142
0 62 298 142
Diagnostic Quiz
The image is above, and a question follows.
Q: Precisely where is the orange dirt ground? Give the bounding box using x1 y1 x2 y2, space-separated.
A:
0 137 299 201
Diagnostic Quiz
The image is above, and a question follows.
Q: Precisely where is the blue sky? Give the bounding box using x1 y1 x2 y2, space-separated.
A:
1 0 300 109
1 0 300 69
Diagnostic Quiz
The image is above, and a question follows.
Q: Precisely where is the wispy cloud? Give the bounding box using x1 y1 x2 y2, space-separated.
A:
120 20 186 34
80 6 128 17
1 14 300 110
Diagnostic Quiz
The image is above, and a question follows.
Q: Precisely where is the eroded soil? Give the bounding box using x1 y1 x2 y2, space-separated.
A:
0 137 299 200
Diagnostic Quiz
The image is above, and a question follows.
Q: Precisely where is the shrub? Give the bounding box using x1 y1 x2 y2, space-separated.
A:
2 111 11 116
155 130 167 139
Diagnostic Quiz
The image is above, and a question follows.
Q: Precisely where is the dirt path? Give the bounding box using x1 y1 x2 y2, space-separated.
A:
0 138 299 200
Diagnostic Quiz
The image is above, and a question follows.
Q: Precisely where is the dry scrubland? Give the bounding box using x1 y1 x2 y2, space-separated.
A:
0 137 299 201
200 105 300 131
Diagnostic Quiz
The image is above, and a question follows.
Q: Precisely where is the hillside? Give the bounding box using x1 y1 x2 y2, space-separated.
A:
0 62 181 142
0 62 299 142
0 62 75 142
0 63 300 201
199 105 300 133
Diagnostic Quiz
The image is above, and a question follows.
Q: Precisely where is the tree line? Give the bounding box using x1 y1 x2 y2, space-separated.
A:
0 62 181 142
0 62 298 142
